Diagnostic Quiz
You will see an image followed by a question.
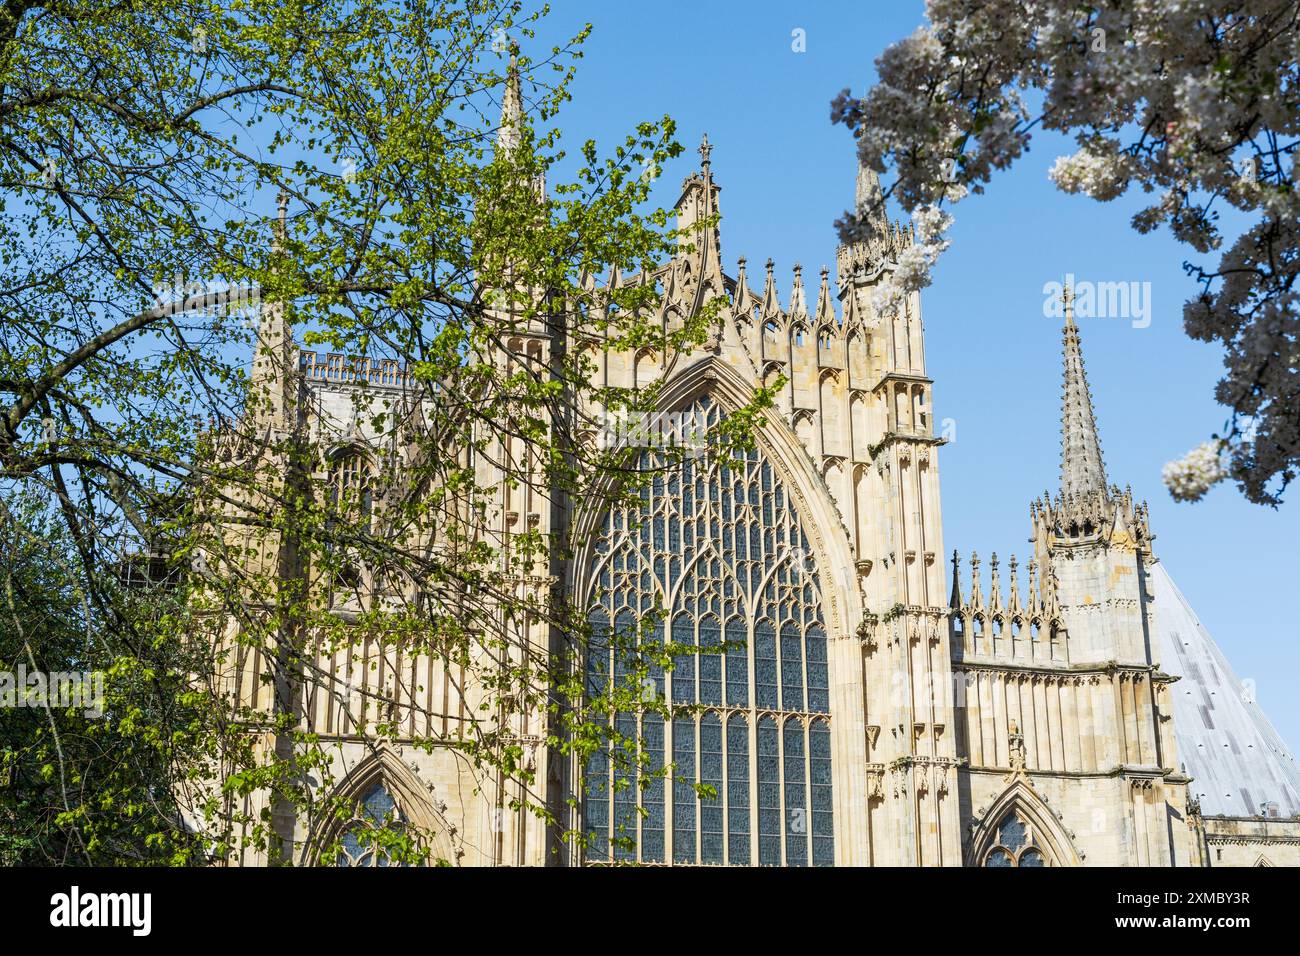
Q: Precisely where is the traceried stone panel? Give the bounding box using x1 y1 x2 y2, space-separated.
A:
583 398 834 866
980 809 1049 867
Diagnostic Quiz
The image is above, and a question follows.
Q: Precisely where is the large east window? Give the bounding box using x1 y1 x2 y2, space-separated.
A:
584 399 834 865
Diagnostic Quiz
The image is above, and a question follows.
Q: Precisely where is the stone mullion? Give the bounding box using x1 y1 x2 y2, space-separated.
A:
747 711 759 866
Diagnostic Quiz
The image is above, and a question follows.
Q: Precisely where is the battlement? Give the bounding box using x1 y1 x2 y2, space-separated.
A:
299 350 411 390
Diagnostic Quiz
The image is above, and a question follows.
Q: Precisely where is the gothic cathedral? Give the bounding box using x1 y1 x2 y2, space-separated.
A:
216 85 1300 867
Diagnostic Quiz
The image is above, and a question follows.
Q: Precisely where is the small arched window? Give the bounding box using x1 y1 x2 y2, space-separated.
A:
326 449 373 591
335 782 413 867
328 449 373 525
982 809 1049 867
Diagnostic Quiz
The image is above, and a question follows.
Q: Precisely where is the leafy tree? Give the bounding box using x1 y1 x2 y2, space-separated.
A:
832 0 1299 505
0 0 755 864
0 491 209 864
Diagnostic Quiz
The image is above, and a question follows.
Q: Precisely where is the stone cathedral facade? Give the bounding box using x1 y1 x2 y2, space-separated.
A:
214 89 1300 866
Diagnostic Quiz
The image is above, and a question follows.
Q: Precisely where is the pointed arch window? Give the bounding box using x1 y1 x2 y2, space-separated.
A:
583 397 835 866
327 448 373 524
982 809 1050 867
326 448 373 593
335 782 413 867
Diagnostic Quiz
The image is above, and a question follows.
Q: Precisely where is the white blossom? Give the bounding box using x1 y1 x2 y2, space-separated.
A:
1049 148 1130 201
1162 440 1228 503
871 204 953 317
835 0 1300 504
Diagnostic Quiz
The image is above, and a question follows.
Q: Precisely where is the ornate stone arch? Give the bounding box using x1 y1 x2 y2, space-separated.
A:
968 778 1082 867
323 438 375 468
570 354 863 642
305 743 458 866
570 354 871 866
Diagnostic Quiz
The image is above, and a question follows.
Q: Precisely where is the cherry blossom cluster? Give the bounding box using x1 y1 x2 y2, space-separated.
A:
1162 439 1229 502
833 0 1299 504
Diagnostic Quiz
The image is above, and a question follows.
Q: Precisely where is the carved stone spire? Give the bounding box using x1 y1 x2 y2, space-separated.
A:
252 191 294 430
788 263 808 322
855 159 888 236
1027 558 1040 615
497 49 523 155
1008 555 1021 614
732 256 751 315
989 552 1002 611
275 188 288 249
815 265 835 326
949 549 963 609
1059 283 1108 500
761 258 782 320
838 155 911 280
674 132 723 273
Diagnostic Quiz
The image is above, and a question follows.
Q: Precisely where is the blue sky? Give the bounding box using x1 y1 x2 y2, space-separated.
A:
530 0 1299 749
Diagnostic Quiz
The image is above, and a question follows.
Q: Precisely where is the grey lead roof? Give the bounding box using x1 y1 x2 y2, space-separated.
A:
1152 560 1300 818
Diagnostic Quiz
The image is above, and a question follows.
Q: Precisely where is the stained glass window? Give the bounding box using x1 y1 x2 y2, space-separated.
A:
672 714 695 864
700 713 724 864
783 718 807 867
810 718 834 866
981 809 1052 867
336 782 410 867
726 714 750 864
583 399 836 865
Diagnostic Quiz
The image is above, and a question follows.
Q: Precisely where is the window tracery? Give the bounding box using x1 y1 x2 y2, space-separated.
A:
335 782 413 867
326 448 373 593
982 808 1050 867
584 398 834 866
